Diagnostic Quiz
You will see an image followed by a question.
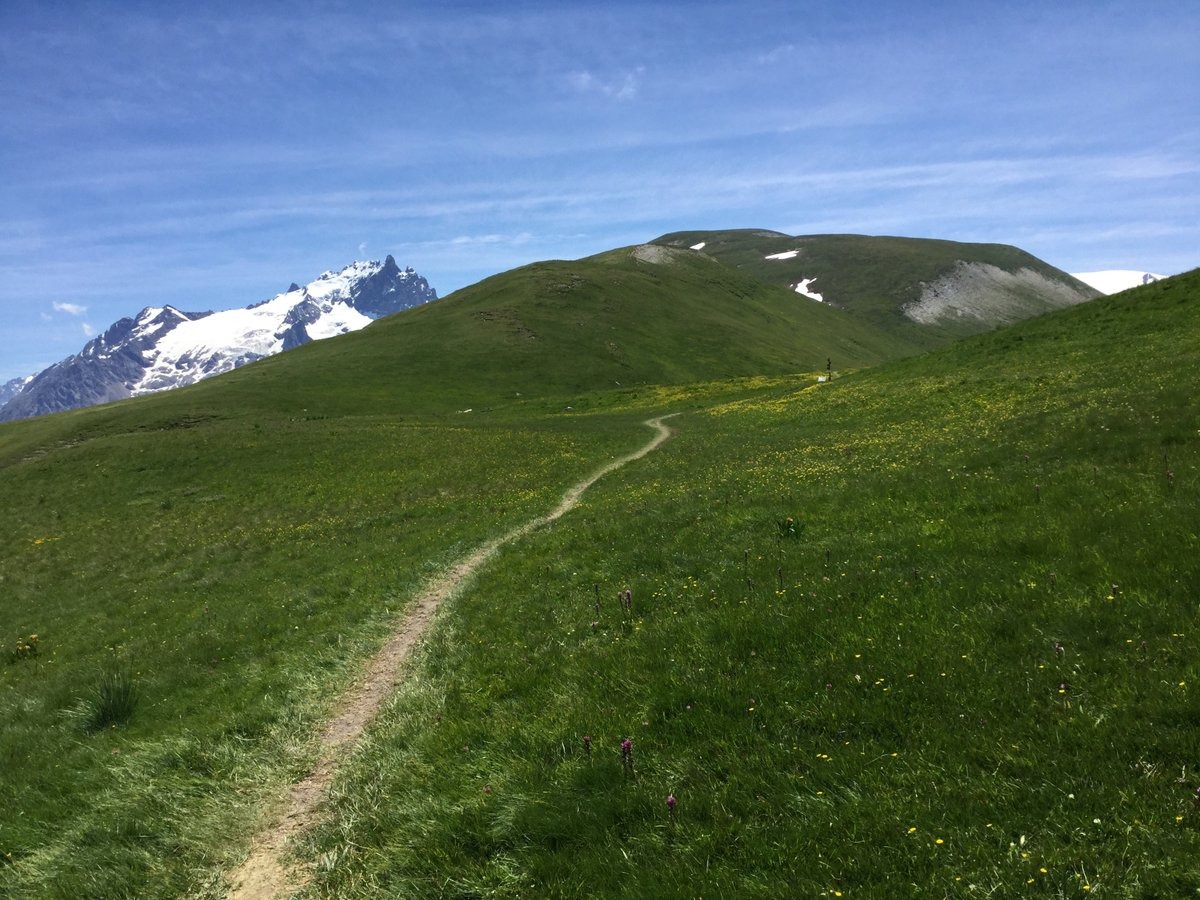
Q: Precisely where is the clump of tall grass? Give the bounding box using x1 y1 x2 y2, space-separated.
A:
89 669 137 731
67 669 138 732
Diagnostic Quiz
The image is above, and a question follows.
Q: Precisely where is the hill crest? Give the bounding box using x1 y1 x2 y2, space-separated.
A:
654 229 1098 345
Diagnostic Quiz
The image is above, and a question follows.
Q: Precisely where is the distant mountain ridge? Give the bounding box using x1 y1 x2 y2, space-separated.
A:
0 256 436 421
0 375 33 407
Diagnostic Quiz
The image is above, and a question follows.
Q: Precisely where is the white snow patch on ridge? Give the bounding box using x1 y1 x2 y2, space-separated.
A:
765 250 800 260
690 241 706 251
307 303 372 340
305 260 388 302
1071 270 1165 295
133 260 387 395
793 278 824 302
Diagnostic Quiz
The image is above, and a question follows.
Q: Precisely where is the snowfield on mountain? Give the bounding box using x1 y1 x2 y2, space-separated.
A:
0 257 436 421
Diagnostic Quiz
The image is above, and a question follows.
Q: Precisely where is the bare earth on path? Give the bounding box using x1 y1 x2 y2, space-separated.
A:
225 414 679 899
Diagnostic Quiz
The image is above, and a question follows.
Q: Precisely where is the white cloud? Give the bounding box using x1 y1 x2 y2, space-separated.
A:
82 323 96 337
53 301 87 315
567 67 643 101
357 241 368 256
756 44 796 65
448 232 533 247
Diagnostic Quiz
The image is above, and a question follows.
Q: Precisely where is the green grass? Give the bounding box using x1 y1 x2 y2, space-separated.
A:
165 242 917 418
0 245 839 895
0 252 1196 896
0 384 664 896
295 272 1200 897
655 229 1098 345
81 669 138 732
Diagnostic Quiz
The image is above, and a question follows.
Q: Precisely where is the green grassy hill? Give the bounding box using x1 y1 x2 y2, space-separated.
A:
0 247 1195 897
0 240 916 482
297 270 1199 897
169 242 916 420
655 229 1100 346
0 240 909 897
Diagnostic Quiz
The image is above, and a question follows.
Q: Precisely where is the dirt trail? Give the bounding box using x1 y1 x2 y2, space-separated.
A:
226 414 678 899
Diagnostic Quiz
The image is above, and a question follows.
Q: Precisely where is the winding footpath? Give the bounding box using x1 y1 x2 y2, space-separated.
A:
226 414 679 899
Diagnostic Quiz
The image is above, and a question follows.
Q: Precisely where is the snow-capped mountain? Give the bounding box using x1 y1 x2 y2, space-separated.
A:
0 256 436 422
0 374 33 407
1070 270 1166 295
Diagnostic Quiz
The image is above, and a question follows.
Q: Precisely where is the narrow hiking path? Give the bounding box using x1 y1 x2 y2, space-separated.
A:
226 414 679 899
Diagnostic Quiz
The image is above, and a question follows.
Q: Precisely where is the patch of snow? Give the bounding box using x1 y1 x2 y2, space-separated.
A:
793 277 824 302
689 241 706 251
0 374 34 406
133 299 287 393
133 307 191 341
765 250 800 260
306 301 372 339
1070 270 1166 295
305 260 383 302
130 261 386 395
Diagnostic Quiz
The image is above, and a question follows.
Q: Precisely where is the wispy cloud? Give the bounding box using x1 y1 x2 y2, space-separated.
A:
448 233 533 247
567 67 643 100
82 323 96 337
1 1 1197 376
756 44 795 65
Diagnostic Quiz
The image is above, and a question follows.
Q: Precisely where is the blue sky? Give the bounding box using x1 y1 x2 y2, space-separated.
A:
1 0 1197 381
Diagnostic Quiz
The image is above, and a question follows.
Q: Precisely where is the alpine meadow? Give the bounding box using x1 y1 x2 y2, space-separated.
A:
4 4 1200 898
2 234 1198 896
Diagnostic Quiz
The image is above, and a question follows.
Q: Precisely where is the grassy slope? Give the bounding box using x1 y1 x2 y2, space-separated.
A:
1 236 1192 897
655 229 1099 346
0 401 665 897
299 272 1200 897
166 243 917 418
0 240 906 896
0 242 914 467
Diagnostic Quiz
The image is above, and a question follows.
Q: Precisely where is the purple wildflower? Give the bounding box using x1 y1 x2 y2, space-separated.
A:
666 794 677 811
620 737 635 774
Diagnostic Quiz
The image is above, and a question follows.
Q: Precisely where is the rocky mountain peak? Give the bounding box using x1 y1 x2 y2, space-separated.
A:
1 256 437 422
